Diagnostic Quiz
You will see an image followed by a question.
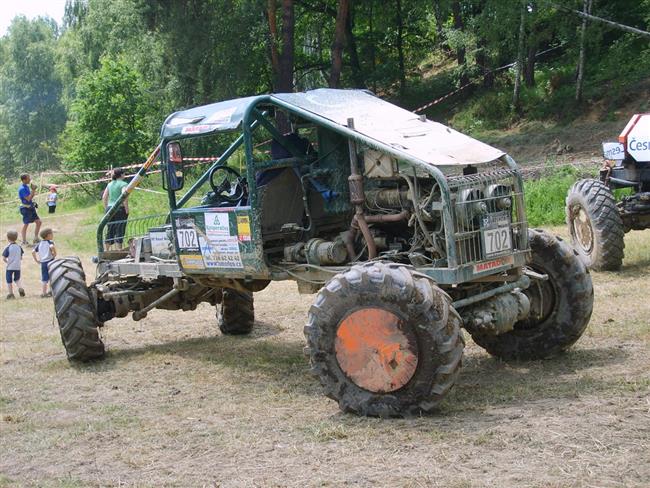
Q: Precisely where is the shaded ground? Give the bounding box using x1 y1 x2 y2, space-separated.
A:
1 207 649 487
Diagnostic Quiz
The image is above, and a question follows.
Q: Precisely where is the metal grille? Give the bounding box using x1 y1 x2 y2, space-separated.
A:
447 169 527 266
102 213 169 249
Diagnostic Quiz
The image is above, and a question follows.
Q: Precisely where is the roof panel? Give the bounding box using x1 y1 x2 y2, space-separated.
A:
272 89 504 166
161 89 504 166
161 96 261 138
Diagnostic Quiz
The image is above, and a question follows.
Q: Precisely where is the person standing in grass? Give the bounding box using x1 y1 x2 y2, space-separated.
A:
32 228 56 298
18 173 42 245
47 186 58 214
102 168 129 250
3 230 25 300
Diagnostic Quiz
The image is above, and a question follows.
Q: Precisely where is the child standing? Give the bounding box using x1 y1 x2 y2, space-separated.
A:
32 228 56 298
2 230 25 300
47 186 58 214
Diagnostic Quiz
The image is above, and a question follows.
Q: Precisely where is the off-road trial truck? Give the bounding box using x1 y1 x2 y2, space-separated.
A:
566 113 650 271
49 89 594 416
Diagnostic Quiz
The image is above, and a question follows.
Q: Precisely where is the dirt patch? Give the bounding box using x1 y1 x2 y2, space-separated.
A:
1 208 649 487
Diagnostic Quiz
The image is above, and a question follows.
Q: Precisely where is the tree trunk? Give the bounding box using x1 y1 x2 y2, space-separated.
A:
576 0 593 102
369 0 376 92
452 0 468 85
396 0 406 93
433 1 445 48
345 1 364 88
476 36 493 88
524 42 536 87
329 0 349 88
266 0 281 90
278 0 295 93
512 0 526 111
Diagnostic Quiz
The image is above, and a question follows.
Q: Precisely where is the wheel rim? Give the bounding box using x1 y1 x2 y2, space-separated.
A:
571 205 594 253
335 307 419 393
517 265 558 330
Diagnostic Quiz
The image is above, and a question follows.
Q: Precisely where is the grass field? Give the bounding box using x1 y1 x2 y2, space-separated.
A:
0 205 649 487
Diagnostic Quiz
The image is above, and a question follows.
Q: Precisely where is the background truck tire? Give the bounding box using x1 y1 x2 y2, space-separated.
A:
566 178 625 271
217 289 254 335
49 258 105 362
470 229 593 360
305 262 464 417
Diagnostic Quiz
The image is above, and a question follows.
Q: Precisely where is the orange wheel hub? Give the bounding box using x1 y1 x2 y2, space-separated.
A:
334 307 418 393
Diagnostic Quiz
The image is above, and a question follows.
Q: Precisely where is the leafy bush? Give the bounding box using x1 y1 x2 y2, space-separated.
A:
524 166 581 227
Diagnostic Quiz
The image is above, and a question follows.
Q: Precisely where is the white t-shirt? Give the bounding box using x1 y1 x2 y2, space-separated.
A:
36 240 55 263
2 242 24 271
47 192 58 206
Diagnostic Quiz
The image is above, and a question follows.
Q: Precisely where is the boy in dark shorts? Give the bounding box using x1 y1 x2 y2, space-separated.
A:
18 173 42 244
32 228 56 298
3 230 25 299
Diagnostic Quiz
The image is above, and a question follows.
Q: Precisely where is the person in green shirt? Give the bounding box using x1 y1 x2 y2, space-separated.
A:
102 168 130 250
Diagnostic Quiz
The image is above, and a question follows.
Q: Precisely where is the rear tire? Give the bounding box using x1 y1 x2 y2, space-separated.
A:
566 178 625 271
49 258 105 362
217 289 254 335
305 262 464 417
470 229 593 360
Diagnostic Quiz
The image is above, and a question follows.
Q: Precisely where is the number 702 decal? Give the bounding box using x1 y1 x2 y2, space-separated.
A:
176 228 199 249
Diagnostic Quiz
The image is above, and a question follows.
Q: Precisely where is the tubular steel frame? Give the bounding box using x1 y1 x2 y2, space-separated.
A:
97 97 530 285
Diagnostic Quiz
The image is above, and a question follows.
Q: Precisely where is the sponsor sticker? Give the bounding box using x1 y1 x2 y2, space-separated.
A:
181 124 216 135
205 212 231 239
199 236 243 269
602 142 625 160
203 106 237 125
149 231 170 256
180 254 206 270
473 254 515 274
626 115 650 161
237 215 251 242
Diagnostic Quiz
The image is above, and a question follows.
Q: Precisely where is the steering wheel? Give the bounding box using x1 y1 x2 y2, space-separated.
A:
208 164 246 204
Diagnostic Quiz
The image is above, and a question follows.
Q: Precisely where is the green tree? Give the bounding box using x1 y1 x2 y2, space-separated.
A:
58 57 155 171
0 16 66 175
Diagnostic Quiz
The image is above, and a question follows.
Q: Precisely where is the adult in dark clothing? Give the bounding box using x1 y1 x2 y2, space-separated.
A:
18 173 42 245
102 168 129 250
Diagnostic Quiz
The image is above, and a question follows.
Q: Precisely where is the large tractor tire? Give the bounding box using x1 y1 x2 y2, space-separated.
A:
566 178 625 271
217 288 254 335
49 258 105 362
305 262 464 417
470 229 593 360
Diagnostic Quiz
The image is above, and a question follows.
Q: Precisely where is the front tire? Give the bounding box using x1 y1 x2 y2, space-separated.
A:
566 178 625 270
217 289 254 335
305 262 464 417
470 229 593 360
49 258 105 362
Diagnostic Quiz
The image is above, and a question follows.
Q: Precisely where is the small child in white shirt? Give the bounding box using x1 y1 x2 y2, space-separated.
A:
47 186 58 214
32 228 57 298
3 230 25 299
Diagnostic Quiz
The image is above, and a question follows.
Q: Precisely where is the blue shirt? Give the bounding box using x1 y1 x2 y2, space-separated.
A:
18 184 33 207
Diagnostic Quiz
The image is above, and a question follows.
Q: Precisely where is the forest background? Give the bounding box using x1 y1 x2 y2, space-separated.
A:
0 0 648 180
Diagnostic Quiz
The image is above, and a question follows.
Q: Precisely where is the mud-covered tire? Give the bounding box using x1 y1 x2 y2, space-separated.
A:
566 178 625 271
305 262 464 417
217 289 254 335
49 258 105 362
470 229 593 360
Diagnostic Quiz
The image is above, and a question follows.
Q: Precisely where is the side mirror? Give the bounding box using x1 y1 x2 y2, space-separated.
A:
164 141 185 191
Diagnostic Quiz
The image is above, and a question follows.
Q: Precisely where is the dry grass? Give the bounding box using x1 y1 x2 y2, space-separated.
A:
1 213 649 487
